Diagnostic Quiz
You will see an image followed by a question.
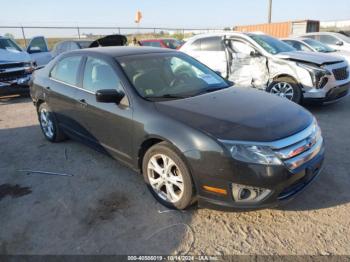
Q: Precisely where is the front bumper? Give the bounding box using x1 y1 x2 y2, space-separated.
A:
302 61 350 102
195 146 324 211
304 82 349 103
186 122 325 211
0 75 31 96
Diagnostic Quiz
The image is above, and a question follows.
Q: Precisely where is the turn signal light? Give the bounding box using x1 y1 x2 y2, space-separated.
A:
203 185 227 195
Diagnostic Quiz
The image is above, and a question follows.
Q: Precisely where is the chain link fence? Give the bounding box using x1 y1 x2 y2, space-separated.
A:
0 26 228 48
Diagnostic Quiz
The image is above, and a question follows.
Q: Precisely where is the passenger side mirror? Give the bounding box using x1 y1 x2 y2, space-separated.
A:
28 46 42 54
96 89 125 104
336 41 344 46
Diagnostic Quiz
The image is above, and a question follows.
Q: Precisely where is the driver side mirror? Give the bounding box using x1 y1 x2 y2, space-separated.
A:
336 41 344 46
27 46 42 54
250 50 261 57
96 89 125 104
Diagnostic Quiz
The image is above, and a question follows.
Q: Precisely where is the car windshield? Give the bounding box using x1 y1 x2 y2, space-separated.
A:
303 39 336 53
249 34 296 54
0 38 22 52
162 39 181 49
118 53 230 100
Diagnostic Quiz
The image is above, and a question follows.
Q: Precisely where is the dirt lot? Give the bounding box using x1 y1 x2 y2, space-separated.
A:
0 95 350 256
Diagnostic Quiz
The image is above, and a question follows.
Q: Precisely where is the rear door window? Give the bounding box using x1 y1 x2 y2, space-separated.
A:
50 56 82 86
83 57 123 93
149 42 162 47
200 37 224 51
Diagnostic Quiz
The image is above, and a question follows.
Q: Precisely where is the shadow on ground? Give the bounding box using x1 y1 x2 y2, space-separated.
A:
0 124 195 255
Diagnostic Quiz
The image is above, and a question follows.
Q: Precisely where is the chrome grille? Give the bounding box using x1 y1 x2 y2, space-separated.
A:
0 62 26 70
0 70 27 82
332 66 349 81
273 123 323 170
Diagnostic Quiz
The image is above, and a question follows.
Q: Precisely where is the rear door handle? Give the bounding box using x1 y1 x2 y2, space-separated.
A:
78 99 88 107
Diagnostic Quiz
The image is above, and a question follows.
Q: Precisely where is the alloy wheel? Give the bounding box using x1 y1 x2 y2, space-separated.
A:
40 108 54 139
270 82 294 100
147 154 184 203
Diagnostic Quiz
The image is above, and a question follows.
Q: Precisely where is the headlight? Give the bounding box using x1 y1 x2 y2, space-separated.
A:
298 63 331 89
224 143 282 165
24 61 36 73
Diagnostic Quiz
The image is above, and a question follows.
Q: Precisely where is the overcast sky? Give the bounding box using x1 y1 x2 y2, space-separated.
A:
1 0 350 37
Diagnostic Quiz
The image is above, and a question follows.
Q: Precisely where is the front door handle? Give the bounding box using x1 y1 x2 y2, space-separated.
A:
78 99 88 107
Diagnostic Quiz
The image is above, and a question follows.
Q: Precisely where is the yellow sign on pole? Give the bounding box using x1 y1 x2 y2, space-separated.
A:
135 10 142 24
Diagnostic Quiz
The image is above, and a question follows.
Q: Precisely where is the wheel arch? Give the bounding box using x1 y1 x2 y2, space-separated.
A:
271 74 299 84
138 135 186 173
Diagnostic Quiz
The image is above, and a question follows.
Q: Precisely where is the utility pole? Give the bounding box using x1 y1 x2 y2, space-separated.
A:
268 0 272 23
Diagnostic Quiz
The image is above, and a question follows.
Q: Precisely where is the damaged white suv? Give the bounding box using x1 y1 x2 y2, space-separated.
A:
180 32 350 104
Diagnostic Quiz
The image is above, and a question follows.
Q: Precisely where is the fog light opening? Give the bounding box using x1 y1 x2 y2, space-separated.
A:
232 184 271 203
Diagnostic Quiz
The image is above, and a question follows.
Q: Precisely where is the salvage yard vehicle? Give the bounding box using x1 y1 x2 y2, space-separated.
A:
299 32 350 53
1 36 35 96
52 34 128 58
0 35 52 96
30 47 324 210
180 32 350 104
282 38 350 64
139 38 183 49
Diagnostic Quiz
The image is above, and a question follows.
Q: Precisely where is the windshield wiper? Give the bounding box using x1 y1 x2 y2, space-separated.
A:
195 86 229 96
145 94 186 100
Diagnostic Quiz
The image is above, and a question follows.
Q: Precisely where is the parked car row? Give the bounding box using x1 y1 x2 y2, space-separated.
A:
3 30 350 210
0 34 127 96
30 45 326 210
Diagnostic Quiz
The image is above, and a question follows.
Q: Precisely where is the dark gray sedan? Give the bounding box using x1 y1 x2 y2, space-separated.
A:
30 47 324 210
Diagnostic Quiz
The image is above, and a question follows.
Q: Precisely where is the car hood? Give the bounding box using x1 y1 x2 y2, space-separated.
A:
155 87 313 142
335 50 350 64
275 51 344 66
0 48 31 63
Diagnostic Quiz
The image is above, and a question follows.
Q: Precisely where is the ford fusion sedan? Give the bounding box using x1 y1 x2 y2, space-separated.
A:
181 32 350 104
30 47 324 210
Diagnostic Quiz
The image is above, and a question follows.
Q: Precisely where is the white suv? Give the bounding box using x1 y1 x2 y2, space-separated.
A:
180 32 350 104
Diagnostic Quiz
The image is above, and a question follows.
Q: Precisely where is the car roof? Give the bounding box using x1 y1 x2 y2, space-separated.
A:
282 37 308 41
67 46 175 57
184 31 265 42
140 38 177 41
300 32 340 36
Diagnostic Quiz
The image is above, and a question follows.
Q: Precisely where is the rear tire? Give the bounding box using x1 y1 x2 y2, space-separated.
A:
267 77 302 104
142 142 195 210
38 103 67 142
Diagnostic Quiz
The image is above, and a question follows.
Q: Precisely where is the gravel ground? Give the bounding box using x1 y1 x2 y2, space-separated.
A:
0 95 350 255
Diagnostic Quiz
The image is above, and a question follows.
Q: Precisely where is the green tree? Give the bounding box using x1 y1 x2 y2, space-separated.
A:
4 33 15 39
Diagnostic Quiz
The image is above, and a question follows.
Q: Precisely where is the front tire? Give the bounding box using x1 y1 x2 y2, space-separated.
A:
142 142 195 210
267 77 302 104
38 103 67 142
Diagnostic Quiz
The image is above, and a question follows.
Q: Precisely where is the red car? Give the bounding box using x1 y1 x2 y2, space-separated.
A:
139 38 183 49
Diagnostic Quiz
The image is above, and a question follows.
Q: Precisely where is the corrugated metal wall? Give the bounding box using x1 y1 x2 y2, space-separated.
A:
234 21 320 38
235 22 292 38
